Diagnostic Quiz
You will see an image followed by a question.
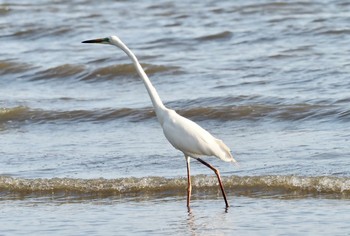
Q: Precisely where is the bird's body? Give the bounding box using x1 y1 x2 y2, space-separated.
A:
82 36 236 208
161 108 233 162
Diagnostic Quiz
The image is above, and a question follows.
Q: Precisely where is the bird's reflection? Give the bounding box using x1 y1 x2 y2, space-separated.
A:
186 204 230 236
186 207 197 236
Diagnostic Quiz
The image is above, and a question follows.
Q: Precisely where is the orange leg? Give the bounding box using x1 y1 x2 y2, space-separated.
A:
196 158 229 208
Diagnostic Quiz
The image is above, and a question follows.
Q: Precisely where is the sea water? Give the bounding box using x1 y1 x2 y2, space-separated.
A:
1 0 350 235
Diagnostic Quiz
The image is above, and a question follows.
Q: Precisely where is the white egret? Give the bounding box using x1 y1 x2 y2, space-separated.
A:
82 36 237 208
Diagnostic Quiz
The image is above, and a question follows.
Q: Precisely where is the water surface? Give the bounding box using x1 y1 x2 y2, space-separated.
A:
1 0 350 235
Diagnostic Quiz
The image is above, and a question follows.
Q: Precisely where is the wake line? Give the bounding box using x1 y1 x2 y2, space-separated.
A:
1 175 349 198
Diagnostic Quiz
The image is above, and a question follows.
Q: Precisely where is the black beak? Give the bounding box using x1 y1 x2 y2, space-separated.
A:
82 38 108 44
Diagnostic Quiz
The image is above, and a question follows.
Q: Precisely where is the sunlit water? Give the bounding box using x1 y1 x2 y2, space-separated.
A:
1 0 350 235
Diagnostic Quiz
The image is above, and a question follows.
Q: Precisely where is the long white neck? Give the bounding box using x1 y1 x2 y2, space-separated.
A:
113 41 167 124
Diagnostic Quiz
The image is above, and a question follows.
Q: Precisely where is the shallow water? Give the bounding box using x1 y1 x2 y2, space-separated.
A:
1 196 350 236
1 0 350 235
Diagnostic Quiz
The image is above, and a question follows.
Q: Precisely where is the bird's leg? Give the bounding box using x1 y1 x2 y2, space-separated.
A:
186 156 192 208
196 158 229 208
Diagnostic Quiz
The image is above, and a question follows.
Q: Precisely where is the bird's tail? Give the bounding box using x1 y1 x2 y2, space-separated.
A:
215 139 238 165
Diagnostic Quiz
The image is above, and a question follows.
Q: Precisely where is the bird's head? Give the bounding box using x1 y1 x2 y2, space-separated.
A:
82 35 125 49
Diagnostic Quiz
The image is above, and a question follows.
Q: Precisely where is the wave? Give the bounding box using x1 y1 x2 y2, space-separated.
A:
26 63 181 81
79 63 181 81
1 102 349 125
179 103 345 121
233 2 315 15
1 60 180 81
1 175 349 199
32 64 85 80
196 31 233 41
0 106 154 124
0 60 33 75
317 28 350 36
5 22 74 40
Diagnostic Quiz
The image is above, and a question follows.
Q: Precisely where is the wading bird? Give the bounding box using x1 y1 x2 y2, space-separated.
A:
82 36 237 208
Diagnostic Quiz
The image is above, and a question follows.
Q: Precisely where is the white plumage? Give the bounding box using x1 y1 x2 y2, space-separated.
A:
162 109 235 162
82 35 237 208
